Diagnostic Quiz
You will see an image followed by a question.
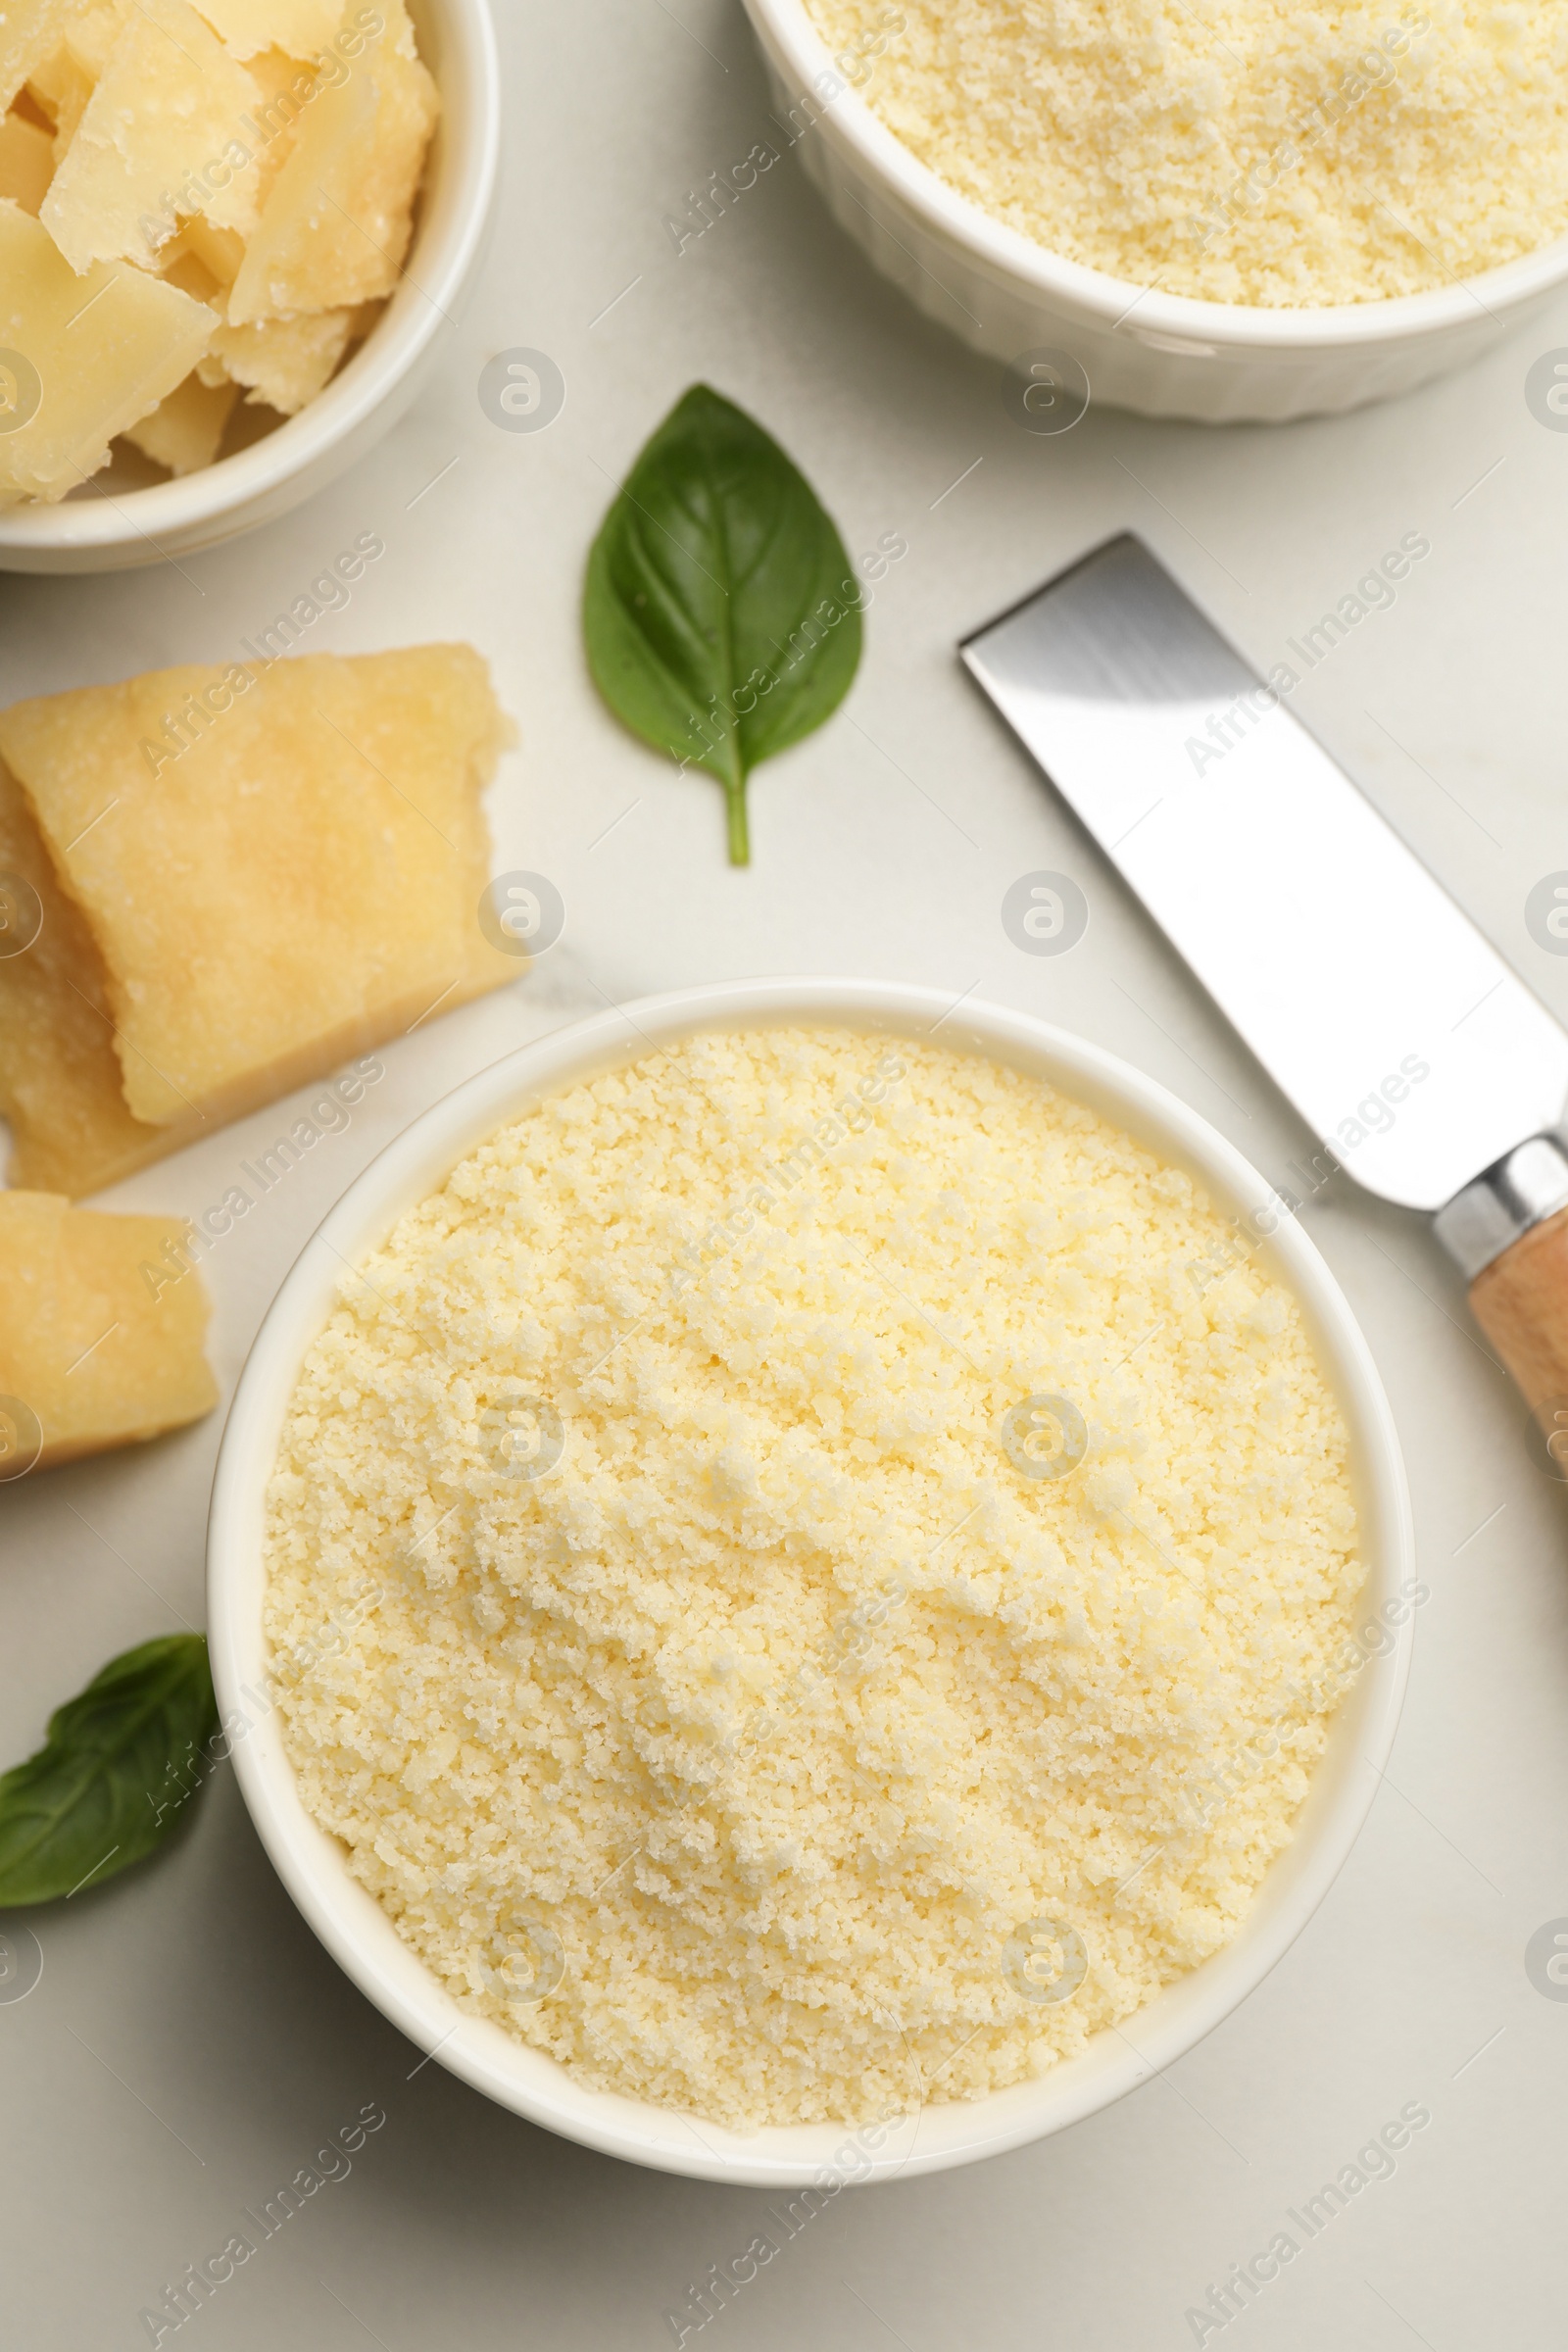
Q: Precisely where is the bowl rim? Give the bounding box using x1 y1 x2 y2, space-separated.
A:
0 0 500 554
744 0 1568 351
207 977 1414 2185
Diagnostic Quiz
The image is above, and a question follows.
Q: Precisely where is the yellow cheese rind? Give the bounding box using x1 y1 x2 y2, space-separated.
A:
227 4 437 323
0 647 516 1129
265 1030 1363 2129
0 200 215 501
41 0 264 270
0 108 57 213
121 367 236 470
0 1191 217 1469
0 760 190 1197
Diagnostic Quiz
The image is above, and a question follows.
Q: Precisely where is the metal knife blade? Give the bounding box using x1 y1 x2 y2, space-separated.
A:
961 533 1568 1218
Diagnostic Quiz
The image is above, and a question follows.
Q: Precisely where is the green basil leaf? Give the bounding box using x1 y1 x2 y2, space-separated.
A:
0 1634 219 1905
583 382 863 865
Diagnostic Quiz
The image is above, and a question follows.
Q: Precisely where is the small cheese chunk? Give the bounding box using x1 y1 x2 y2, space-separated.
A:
42 0 264 270
227 2 436 323
190 0 344 62
0 1191 217 1472
0 647 516 1130
0 199 215 502
0 759 188 1195
122 368 237 470
208 305 356 411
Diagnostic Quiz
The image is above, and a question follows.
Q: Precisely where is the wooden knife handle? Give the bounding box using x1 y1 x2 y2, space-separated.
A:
1469 1202 1568 1467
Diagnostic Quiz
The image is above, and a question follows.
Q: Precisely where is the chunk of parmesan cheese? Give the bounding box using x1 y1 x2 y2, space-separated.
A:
0 198 214 501
207 303 358 411
0 1189 217 1470
227 1 436 322
122 367 236 469
0 645 516 1129
41 0 264 270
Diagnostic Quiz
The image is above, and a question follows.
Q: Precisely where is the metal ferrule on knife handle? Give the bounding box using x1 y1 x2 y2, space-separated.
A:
1436 1136 1568 1460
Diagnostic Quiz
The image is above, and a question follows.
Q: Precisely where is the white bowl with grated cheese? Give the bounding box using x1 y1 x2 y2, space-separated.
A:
741 0 1568 423
208 979 1413 2183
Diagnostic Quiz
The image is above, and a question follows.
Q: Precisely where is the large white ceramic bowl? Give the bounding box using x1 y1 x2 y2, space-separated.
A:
0 0 498 574
208 978 1414 2184
743 0 1568 422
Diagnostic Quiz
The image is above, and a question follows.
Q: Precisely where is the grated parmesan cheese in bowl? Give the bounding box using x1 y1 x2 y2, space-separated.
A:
263 1023 1374 2132
804 0 1568 306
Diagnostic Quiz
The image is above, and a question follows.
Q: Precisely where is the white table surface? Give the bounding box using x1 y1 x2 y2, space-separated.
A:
4 5 1567 2345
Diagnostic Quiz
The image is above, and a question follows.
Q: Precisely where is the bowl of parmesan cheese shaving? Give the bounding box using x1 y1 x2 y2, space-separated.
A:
743 0 1568 421
0 0 498 570
209 979 1414 2183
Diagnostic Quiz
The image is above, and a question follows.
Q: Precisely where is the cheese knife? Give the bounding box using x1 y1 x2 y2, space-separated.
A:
961 532 1568 1464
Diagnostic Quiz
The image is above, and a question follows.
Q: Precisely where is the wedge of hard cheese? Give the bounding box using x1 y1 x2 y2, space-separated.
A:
0 645 516 1137
0 1191 217 1472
